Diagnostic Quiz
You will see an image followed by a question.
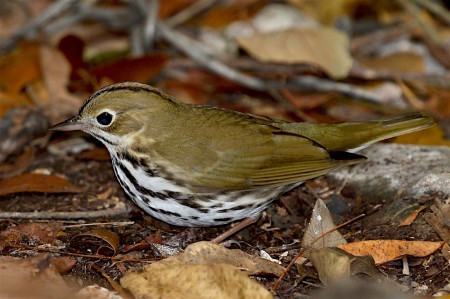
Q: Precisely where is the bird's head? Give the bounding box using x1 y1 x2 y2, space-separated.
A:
51 82 180 147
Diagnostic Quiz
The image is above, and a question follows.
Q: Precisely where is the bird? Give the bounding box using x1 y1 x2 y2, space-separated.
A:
51 82 433 241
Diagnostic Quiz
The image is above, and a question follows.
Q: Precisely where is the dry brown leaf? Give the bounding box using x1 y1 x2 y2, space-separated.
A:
40 45 84 122
237 27 353 79
359 52 424 73
159 241 284 277
398 205 426 227
0 42 41 94
338 240 444 265
302 198 347 250
0 255 75 299
0 92 32 117
70 228 120 256
0 222 62 247
0 173 81 196
121 263 272 299
92 54 168 84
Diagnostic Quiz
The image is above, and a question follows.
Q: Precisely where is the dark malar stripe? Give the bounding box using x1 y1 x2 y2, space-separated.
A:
91 132 116 146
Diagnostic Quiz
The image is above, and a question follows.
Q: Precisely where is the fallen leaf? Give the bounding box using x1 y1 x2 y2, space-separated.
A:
121 263 272 299
394 125 450 147
237 27 353 79
198 0 264 28
398 205 426 227
338 240 444 265
159 241 284 277
0 255 73 299
0 222 62 247
302 198 347 250
0 92 32 117
70 228 120 256
40 45 84 122
0 147 35 180
92 54 168 84
359 52 425 73
0 173 81 196
309 247 382 286
52 257 77 274
0 42 41 94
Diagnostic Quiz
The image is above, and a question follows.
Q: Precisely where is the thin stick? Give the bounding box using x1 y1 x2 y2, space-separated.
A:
92 263 133 299
13 244 161 262
0 203 129 219
271 213 365 292
166 0 219 27
0 0 78 52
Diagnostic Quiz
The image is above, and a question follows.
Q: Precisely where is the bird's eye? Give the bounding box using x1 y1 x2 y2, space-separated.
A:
96 112 113 126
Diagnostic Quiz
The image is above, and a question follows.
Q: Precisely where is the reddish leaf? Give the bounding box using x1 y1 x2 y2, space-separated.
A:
0 222 62 245
0 173 81 196
92 54 168 83
77 147 111 161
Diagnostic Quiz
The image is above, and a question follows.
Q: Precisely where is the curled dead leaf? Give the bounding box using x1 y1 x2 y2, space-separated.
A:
70 228 120 256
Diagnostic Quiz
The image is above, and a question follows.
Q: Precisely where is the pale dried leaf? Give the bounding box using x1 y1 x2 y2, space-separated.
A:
301 198 347 250
39 45 84 122
310 247 382 286
158 241 284 276
237 27 353 79
121 263 272 299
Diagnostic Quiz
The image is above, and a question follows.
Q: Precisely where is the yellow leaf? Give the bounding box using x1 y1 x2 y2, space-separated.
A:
394 125 450 146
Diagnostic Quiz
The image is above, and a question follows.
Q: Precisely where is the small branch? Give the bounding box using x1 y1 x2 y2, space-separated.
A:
287 76 385 104
0 0 78 52
166 0 219 27
155 21 269 91
412 0 450 26
0 202 129 219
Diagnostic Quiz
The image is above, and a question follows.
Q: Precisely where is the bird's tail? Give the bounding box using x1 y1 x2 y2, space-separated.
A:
280 112 434 153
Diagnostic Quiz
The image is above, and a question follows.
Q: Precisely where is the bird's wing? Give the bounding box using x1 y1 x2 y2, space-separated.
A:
151 108 362 190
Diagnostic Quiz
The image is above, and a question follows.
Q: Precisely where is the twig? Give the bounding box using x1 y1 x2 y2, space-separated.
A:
155 21 269 91
13 244 161 262
272 213 365 293
0 0 78 52
166 0 219 27
287 76 384 104
0 202 129 219
61 221 135 229
92 263 133 299
412 0 450 26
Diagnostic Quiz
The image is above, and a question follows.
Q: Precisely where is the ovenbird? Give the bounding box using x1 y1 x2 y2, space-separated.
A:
52 82 433 227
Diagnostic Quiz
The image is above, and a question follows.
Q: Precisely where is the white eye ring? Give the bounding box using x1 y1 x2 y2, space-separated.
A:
96 109 115 126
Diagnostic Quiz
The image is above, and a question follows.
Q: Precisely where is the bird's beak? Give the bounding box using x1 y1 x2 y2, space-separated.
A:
50 116 85 132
